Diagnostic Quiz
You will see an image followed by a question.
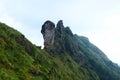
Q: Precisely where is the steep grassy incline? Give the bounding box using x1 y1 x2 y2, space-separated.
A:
0 22 53 80
0 22 120 80
0 22 95 80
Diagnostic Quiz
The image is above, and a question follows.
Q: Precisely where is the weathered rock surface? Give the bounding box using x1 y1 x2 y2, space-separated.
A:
55 20 64 39
41 20 74 53
41 20 76 53
41 20 55 48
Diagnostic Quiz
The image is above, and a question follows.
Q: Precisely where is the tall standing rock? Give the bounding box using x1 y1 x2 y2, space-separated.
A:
56 20 64 33
56 20 64 38
41 20 55 48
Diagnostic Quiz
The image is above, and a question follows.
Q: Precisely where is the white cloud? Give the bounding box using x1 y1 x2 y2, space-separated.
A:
104 15 120 28
0 15 23 30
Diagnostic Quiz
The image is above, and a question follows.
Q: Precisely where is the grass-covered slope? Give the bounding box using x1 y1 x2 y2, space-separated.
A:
0 22 52 80
0 22 120 80
74 35 120 80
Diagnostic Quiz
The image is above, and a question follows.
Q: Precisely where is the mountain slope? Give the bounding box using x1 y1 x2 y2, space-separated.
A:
0 21 120 80
74 35 120 80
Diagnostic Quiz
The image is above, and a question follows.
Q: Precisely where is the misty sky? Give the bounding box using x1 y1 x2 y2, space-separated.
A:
0 0 120 64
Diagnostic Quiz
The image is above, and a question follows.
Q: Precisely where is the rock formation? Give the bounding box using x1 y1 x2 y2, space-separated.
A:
56 20 64 35
41 20 74 52
55 20 64 39
41 20 75 53
41 20 55 48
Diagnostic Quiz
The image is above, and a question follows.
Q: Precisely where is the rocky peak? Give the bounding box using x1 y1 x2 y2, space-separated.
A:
56 20 64 31
41 20 55 48
55 20 65 38
41 20 74 53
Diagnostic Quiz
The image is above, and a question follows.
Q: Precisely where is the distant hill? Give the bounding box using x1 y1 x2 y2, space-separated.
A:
0 21 120 80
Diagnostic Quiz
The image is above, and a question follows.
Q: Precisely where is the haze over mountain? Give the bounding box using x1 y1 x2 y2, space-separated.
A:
0 20 120 80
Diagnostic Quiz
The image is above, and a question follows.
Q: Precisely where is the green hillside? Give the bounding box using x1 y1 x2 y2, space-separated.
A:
0 22 120 80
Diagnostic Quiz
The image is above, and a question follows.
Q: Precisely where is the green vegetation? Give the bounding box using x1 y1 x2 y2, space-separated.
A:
0 22 120 80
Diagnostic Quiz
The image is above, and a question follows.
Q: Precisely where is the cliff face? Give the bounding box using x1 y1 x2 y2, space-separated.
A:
41 20 55 49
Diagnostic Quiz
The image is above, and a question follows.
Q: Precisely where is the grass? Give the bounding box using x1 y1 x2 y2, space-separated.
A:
0 22 120 80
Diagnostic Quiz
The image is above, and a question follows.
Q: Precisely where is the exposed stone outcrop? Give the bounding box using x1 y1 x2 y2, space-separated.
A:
41 20 75 53
41 20 55 48
56 20 64 34
55 20 64 39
